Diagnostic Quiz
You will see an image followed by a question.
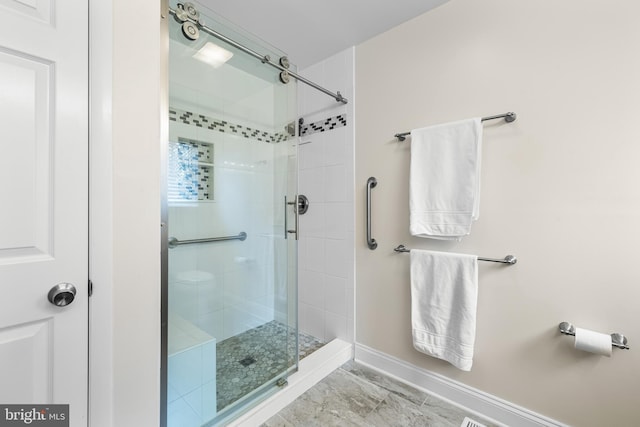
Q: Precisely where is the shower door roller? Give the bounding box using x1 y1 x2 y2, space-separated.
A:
47 283 77 307
182 22 200 41
182 2 200 20
279 70 291 84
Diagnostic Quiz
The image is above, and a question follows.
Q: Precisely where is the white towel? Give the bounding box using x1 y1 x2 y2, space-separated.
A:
410 118 483 240
410 249 478 371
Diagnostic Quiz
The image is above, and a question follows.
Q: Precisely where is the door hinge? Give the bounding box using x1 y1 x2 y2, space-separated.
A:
88 279 93 297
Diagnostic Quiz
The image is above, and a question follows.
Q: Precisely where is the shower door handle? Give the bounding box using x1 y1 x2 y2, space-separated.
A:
284 195 299 240
284 196 289 239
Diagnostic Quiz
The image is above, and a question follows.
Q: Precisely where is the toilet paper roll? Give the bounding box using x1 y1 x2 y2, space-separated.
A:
574 327 612 357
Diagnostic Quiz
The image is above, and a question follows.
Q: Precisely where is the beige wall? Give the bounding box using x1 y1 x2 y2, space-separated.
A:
355 1 640 425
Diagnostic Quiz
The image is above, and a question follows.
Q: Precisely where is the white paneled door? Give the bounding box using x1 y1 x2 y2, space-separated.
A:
0 0 88 425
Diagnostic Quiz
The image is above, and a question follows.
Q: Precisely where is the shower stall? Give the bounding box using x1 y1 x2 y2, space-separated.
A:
161 2 319 425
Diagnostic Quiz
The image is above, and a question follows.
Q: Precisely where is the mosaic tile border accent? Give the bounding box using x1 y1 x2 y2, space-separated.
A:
299 114 347 137
169 107 292 143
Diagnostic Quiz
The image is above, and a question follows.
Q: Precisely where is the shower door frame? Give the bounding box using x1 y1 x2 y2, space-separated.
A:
160 3 170 427
159 1 300 425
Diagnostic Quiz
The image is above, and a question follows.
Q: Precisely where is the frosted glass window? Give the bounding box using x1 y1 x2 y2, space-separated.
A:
168 138 213 202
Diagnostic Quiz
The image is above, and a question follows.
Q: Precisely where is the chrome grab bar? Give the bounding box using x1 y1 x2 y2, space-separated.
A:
366 177 378 250
168 232 247 249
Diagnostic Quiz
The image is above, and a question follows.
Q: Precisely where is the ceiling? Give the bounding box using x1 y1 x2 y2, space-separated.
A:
198 0 450 69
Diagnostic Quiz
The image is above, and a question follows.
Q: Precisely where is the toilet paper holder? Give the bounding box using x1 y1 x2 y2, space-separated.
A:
559 322 629 350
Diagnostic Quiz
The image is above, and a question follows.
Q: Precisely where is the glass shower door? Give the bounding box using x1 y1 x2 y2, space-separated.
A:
164 2 298 425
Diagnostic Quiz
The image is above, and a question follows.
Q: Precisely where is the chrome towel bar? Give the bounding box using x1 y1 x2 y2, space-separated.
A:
559 322 629 350
394 112 516 141
393 245 517 265
168 232 247 249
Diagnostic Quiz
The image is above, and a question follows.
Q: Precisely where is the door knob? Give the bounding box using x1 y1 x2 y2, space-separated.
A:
48 283 76 307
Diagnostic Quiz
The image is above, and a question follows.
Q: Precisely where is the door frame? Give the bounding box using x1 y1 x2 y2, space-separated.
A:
88 1 163 426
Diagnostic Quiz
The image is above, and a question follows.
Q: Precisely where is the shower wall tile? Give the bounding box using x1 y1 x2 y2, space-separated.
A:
325 164 347 202
169 281 199 325
200 341 216 384
300 62 327 119
324 238 349 279
344 148 355 204
324 203 348 240
346 232 355 281
301 236 325 273
299 168 325 203
197 310 223 340
324 312 348 342
167 397 201 427
325 47 354 98
346 284 355 320
299 201 324 239
324 275 347 316
345 202 355 233
300 303 325 340
169 106 282 344
168 346 205 396
167 246 196 283
299 270 324 308
196 280 222 316
183 380 216 422
167 383 180 404
346 319 355 346
222 306 264 339
298 140 322 170
297 47 355 344
323 126 348 166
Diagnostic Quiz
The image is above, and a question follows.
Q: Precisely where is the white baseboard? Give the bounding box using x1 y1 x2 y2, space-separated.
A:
355 343 568 427
229 339 353 427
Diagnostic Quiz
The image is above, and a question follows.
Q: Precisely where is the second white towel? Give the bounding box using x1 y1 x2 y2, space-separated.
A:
410 118 483 240
410 249 478 371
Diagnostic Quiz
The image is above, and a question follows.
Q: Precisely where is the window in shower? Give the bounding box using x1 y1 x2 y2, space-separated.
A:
167 138 214 202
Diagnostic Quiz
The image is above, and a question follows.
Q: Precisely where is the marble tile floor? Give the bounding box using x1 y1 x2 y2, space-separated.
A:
262 361 498 427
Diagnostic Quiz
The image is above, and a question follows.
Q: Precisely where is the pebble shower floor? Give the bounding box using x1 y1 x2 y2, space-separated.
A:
216 320 324 411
